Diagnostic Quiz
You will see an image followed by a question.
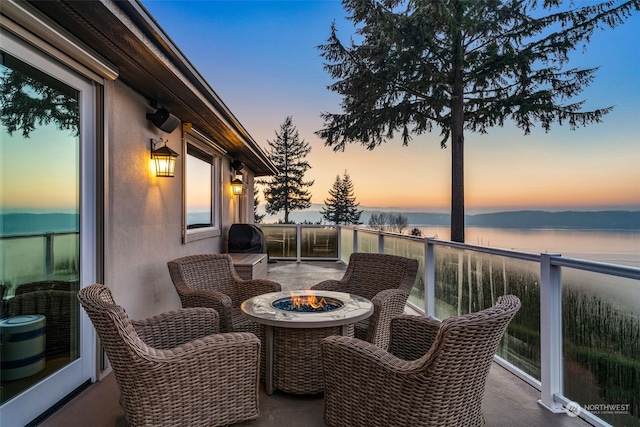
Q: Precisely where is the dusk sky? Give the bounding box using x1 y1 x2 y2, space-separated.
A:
142 0 640 214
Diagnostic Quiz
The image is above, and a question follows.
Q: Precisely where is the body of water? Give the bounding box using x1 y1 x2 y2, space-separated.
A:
413 226 640 268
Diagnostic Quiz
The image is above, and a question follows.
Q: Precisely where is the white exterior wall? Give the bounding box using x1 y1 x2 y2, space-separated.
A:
103 80 242 320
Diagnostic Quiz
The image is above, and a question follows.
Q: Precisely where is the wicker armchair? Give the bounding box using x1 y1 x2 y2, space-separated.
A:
167 254 281 334
321 294 522 427
77 284 260 427
312 252 418 350
7 289 78 357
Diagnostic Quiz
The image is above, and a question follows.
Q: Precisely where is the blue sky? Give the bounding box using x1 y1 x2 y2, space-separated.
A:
141 0 640 213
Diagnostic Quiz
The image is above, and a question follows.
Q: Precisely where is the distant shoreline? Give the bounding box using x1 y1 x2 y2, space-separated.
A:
2 210 639 236
261 209 640 230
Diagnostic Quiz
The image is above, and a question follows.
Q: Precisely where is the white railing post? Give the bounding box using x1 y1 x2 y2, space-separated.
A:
44 232 54 280
425 238 436 317
296 225 302 262
378 231 384 254
539 253 565 413
352 228 358 255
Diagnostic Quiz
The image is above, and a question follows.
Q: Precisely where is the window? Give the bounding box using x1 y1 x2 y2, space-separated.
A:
184 131 221 242
186 145 213 228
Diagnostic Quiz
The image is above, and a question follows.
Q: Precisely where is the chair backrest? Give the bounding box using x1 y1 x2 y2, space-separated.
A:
416 295 521 424
76 284 146 373
7 289 78 356
341 253 419 300
167 254 238 300
15 280 78 294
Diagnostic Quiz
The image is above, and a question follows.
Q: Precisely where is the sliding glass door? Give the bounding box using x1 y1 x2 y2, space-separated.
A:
0 31 96 426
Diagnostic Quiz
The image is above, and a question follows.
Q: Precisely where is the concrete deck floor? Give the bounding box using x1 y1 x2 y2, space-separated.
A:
37 261 591 427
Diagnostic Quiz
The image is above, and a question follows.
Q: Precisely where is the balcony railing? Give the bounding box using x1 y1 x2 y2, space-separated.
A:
259 224 640 427
0 231 79 296
2 226 638 426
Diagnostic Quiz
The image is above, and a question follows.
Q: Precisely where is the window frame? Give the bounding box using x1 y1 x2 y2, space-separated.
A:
182 128 224 243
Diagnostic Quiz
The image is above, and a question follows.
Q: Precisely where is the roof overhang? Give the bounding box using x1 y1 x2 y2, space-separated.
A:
11 0 276 176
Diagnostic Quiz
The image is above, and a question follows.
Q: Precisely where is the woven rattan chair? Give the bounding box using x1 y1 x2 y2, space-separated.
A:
321 294 522 427
7 289 78 357
77 284 260 427
311 252 418 350
167 254 281 334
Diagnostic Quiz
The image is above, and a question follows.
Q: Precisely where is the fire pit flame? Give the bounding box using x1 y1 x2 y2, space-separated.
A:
272 294 343 313
292 294 326 310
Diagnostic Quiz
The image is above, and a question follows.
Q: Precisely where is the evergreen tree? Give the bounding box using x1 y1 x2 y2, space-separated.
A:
322 170 362 224
317 0 638 242
262 116 314 223
0 69 79 138
253 186 265 223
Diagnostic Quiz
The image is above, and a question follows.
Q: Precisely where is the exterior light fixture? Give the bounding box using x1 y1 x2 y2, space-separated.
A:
150 138 179 177
231 175 244 195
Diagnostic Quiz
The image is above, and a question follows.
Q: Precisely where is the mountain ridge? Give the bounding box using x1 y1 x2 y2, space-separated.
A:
2 210 639 235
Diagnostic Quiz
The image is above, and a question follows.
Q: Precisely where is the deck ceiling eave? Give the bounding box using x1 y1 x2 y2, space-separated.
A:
27 0 276 176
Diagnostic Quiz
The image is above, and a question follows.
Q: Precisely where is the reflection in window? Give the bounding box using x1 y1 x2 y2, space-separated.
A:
0 50 80 403
186 145 213 229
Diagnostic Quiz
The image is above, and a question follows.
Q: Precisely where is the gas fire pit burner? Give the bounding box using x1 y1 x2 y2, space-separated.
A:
272 295 344 313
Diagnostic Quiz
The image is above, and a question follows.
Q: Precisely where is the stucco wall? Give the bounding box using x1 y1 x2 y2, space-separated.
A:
103 80 243 319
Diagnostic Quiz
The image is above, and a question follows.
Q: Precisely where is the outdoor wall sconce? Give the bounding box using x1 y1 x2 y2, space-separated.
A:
150 138 179 177
231 175 244 195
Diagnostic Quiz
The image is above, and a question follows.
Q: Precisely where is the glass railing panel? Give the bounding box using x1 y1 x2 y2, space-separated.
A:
300 226 338 258
0 236 80 287
562 268 639 424
260 225 297 258
339 227 353 263
51 233 80 281
433 245 541 380
1 235 48 293
382 235 425 308
355 230 378 253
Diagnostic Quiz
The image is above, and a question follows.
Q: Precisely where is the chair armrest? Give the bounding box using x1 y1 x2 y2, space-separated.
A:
366 289 410 350
135 331 260 365
234 279 282 303
132 307 218 349
321 335 418 382
175 288 234 333
388 314 440 360
310 280 344 292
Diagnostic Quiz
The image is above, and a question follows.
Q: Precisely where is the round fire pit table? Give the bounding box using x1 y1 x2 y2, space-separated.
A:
241 290 373 395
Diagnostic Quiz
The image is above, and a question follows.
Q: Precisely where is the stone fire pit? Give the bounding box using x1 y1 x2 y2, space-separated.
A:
241 290 373 394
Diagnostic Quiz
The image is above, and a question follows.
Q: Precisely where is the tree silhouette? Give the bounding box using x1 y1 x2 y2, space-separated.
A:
317 0 638 242
1 68 79 138
253 186 266 223
261 116 314 223
322 170 363 224
368 212 409 234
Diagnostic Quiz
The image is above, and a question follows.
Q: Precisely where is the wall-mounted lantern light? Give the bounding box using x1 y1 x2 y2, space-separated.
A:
150 138 179 178
231 175 244 195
